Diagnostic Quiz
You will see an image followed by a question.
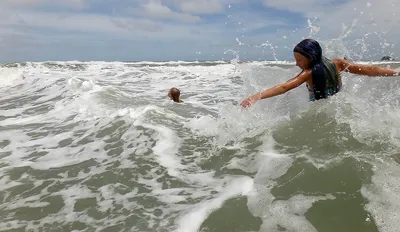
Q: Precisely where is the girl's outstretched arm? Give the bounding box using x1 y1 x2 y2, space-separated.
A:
240 69 311 108
333 58 400 76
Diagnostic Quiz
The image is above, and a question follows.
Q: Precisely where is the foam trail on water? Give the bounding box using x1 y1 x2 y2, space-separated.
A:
361 160 400 232
134 119 184 177
175 176 254 232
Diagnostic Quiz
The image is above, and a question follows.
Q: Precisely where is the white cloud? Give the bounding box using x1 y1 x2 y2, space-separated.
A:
110 18 164 33
0 8 228 42
0 0 85 10
263 0 322 13
179 0 224 14
227 11 287 32
162 0 227 14
0 10 127 34
135 0 201 23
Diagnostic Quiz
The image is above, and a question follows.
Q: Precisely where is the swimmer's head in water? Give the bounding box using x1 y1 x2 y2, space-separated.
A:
168 87 181 102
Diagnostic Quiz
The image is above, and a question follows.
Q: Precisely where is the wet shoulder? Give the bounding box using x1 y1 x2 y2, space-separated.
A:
332 58 348 72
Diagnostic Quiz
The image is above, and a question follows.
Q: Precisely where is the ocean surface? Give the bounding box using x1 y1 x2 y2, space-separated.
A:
1 59 400 232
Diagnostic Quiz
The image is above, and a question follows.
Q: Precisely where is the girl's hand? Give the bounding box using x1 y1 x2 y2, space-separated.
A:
240 96 258 108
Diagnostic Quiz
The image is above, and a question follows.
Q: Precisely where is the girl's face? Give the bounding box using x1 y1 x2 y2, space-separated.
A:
294 52 310 70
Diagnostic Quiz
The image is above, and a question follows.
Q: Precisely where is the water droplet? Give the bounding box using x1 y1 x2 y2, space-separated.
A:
367 2 371 7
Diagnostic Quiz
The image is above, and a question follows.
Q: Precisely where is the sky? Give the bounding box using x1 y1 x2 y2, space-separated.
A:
0 0 399 62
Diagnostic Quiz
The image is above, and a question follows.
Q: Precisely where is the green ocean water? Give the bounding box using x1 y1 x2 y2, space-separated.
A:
0 61 400 232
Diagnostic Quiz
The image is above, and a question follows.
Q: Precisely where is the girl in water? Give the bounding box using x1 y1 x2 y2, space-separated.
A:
240 38 399 107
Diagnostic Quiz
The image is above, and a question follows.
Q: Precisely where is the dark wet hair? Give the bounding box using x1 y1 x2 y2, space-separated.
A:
170 88 180 102
293 38 325 100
